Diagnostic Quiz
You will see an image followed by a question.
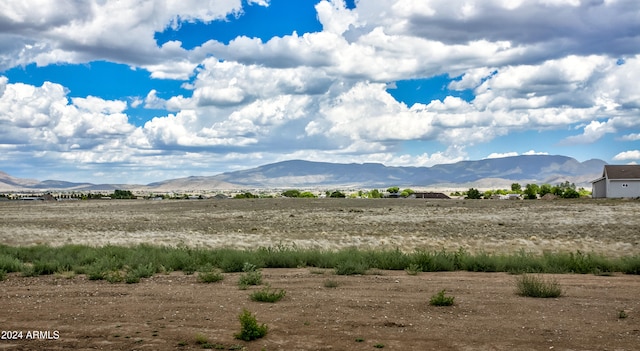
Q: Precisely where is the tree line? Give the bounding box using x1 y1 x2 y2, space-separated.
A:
461 181 589 199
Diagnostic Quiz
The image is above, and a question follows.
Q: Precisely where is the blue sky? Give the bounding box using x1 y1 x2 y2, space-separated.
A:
1 0 639 184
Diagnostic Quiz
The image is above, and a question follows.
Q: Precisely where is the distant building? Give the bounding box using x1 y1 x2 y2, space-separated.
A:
591 165 640 198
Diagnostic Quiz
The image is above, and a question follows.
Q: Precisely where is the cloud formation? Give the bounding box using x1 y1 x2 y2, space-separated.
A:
1 0 639 183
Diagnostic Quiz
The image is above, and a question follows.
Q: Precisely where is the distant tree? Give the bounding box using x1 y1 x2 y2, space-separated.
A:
234 192 258 199
523 184 540 200
387 186 400 194
329 190 346 198
551 186 564 196
369 189 382 198
483 190 494 199
400 188 415 197
466 188 482 199
299 191 316 198
539 184 552 197
578 187 591 197
282 189 301 198
511 183 522 193
561 188 580 198
111 189 135 199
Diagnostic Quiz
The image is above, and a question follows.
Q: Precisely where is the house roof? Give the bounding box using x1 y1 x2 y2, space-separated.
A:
603 165 640 180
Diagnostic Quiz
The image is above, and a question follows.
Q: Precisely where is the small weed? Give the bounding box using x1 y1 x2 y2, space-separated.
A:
198 270 224 283
355 337 365 342
132 263 156 279
250 285 286 303
0 269 6 281
177 340 188 347
20 265 39 277
335 261 368 275
194 333 209 345
237 262 262 288
86 265 105 280
201 343 214 349
515 274 562 298
124 272 141 284
105 270 124 283
619 310 628 319
242 262 258 272
324 279 339 288
238 270 262 288
234 308 268 341
429 289 455 306
405 263 421 275
374 343 385 348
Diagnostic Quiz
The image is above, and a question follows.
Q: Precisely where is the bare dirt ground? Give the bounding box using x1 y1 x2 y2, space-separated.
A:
1 198 639 350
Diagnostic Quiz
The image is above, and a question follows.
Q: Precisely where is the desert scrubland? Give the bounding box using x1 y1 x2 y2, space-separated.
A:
1 198 639 350
1 197 639 255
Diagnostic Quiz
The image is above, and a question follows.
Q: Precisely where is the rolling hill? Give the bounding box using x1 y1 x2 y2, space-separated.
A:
0 155 606 192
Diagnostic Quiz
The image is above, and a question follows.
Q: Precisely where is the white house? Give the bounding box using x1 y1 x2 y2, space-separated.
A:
591 165 640 198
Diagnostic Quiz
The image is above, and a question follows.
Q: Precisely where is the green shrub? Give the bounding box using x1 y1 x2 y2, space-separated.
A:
335 260 368 275
250 285 286 303
20 265 39 277
194 333 209 345
621 255 640 275
429 289 455 306
238 270 262 288
256 245 306 268
234 309 268 341
86 264 106 280
368 248 410 270
0 254 24 273
0 269 6 281
219 254 258 273
105 270 124 283
405 263 421 275
198 270 224 283
515 274 562 298
134 262 156 278
238 262 262 288
125 271 141 284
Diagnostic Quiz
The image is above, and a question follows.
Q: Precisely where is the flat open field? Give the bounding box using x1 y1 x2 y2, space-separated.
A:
1 198 639 350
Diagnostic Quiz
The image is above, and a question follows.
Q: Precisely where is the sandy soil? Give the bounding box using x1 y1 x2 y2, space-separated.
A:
1 198 639 350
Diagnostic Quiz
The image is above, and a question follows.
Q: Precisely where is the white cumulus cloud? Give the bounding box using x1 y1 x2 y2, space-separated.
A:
613 150 640 161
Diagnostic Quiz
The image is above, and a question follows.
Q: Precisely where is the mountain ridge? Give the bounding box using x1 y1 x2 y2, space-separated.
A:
0 155 607 192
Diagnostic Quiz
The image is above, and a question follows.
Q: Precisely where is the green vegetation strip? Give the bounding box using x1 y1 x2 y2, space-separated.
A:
0 244 639 281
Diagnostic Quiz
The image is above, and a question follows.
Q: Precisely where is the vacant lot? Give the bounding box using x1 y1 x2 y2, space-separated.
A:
1 198 639 350
1 198 640 255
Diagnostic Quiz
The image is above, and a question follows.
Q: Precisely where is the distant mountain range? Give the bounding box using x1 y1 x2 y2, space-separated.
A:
0 155 607 192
